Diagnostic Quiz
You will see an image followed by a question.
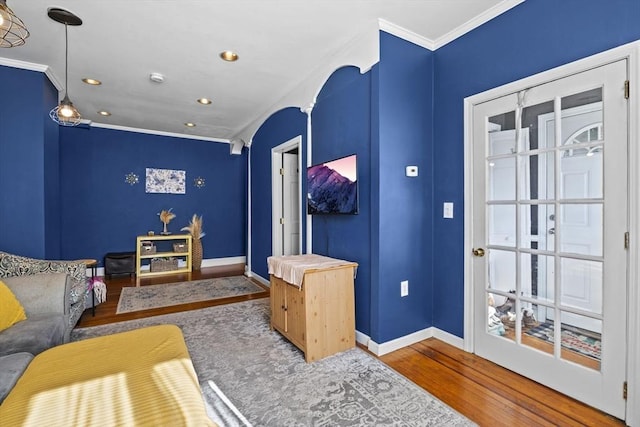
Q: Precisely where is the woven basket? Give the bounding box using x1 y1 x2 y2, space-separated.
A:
172 242 187 253
141 245 156 254
192 238 203 270
150 257 178 272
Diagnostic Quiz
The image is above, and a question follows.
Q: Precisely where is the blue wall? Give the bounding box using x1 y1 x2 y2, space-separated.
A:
0 66 61 259
59 126 247 264
432 0 640 337
268 34 434 341
4 0 640 345
44 80 62 259
372 32 434 342
248 107 307 279
312 66 372 335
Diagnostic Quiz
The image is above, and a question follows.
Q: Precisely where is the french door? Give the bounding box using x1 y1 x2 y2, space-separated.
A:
471 60 628 418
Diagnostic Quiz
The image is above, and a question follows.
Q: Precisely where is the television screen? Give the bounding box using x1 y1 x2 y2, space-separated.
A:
307 154 358 215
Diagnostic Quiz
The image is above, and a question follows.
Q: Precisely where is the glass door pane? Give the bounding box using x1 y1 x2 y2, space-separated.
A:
485 89 606 370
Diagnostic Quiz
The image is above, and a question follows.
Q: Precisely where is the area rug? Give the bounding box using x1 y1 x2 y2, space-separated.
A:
525 321 601 360
116 276 266 314
73 299 474 426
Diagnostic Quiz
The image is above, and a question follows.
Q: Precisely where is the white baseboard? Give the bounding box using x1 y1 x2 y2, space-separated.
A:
90 256 247 278
365 327 465 356
432 328 465 349
201 256 246 268
247 271 270 286
368 328 433 356
355 330 370 347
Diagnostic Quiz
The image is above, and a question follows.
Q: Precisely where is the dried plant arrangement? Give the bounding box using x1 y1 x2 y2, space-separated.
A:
181 214 206 240
182 214 206 270
158 208 176 235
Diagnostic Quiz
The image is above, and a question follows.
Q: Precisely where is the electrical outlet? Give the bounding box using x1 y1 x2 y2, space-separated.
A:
401 280 409 297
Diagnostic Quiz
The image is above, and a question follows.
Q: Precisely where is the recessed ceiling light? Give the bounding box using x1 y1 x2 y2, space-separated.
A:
197 98 212 105
184 122 196 127
219 50 238 62
98 110 111 116
82 78 101 85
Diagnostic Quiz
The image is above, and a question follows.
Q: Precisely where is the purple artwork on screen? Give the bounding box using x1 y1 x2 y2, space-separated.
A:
307 154 358 215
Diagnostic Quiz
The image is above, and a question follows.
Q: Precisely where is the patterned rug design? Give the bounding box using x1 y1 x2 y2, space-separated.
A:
525 321 601 360
116 276 265 314
73 300 474 426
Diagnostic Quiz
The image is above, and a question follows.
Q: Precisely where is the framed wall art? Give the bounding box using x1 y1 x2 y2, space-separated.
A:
145 168 186 194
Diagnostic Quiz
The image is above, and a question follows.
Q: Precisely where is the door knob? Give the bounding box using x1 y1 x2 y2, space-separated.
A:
548 227 555 235
472 248 485 257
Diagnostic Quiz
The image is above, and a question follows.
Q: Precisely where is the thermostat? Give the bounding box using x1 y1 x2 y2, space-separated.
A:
406 166 418 177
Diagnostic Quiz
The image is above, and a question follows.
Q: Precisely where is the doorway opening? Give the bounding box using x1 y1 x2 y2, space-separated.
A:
271 136 302 256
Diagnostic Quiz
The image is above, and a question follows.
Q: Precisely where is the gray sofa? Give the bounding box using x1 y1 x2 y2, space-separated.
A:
0 253 89 403
0 273 73 403
0 251 88 333
0 273 70 357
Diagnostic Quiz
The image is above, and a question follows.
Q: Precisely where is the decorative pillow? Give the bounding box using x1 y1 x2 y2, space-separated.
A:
0 252 87 304
0 280 27 332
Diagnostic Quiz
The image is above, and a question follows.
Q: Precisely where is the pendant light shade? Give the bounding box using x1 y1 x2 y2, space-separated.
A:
48 8 83 127
0 0 29 48
49 94 82 126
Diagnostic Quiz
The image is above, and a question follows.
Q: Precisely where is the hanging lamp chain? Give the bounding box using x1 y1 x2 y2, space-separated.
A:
64 23 69 97
47 7 82 126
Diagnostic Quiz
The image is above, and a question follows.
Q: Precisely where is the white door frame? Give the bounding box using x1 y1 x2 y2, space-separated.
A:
463 41 640 424
271 135 303 256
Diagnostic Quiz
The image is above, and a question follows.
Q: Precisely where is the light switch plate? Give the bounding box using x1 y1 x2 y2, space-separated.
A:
443 202 454 218
401 280 409 297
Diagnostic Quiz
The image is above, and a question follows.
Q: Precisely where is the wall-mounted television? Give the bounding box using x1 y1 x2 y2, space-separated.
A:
307 154 358 215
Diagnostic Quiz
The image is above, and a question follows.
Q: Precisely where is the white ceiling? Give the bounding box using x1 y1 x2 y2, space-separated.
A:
0 0 523 145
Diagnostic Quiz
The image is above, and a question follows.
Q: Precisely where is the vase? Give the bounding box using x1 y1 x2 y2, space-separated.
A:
161 222 171 235
192 238 203 270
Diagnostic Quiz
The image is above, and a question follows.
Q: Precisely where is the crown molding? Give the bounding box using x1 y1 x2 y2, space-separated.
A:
379 0 525 51
44 67 64 92
433 0 526 49
90 122 230 144
0 57 63 91
378 19 436 51
0 57 47 73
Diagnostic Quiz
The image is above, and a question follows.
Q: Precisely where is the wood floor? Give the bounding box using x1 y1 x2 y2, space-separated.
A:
77 263 268 327
76 266 625 426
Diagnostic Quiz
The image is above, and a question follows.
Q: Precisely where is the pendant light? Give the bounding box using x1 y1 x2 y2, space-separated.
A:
0 0 29 48
48 8 83 126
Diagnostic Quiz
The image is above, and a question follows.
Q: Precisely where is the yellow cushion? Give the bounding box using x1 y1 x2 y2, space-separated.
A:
0 279 27 332
0 324 216 426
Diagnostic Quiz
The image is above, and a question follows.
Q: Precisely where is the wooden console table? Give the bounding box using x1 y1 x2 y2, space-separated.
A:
135 234 192 282
268 254 357 362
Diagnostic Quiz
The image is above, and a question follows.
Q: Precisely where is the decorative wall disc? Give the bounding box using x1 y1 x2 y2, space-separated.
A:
125 172 139 185
194 177 206 188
